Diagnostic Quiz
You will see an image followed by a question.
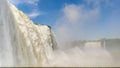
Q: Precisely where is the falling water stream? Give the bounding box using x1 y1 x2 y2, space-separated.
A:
0 0 120 67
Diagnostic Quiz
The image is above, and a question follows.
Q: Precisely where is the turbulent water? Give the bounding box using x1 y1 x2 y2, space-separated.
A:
49 44 113 67
0 0 120 67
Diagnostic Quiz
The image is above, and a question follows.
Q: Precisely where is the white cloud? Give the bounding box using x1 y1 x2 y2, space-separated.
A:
9 0 21 5
25 0 39 6
9 0 41 18
54 1 102 43
9 0 39 6
63 4 80 23
54 0 120 43
27 9 43 18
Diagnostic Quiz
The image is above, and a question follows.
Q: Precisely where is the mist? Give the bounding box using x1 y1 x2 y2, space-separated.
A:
51 0 120 67
1 0 120 67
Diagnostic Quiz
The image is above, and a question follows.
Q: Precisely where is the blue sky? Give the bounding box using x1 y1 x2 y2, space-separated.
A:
9 0 120 41
9 0 83 26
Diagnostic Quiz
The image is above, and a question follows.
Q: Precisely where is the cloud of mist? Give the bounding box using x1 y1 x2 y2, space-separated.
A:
54 1 100 43
49 46 114 67
51 1 120 67
54 0 120 43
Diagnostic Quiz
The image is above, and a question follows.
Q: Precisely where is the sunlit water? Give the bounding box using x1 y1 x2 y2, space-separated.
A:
0 0 120 67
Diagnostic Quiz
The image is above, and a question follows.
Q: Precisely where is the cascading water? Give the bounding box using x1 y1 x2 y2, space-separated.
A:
0 0 18 66
0 0 120 67
0 0 54 67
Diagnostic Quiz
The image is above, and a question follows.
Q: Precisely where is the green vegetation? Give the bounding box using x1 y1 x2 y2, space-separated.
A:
48 25 51 29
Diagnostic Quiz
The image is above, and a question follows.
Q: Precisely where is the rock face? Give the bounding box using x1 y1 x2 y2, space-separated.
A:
0 0 55 67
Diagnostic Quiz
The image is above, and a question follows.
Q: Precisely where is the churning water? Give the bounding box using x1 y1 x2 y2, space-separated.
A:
49 44 114 67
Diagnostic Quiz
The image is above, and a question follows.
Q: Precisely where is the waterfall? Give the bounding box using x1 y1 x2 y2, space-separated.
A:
0 0 54 67
0 0 18 66
0 0 120 67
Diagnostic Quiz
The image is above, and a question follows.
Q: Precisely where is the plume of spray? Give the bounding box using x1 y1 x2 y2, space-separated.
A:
50 0 120 67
